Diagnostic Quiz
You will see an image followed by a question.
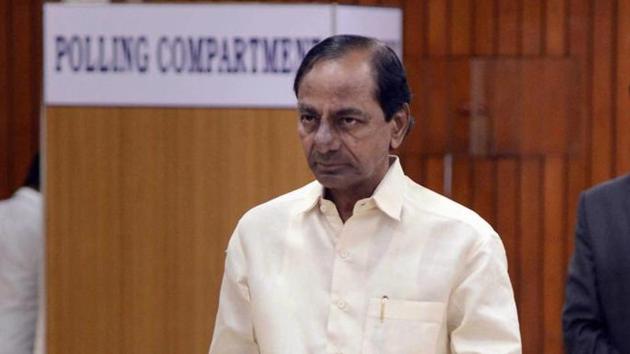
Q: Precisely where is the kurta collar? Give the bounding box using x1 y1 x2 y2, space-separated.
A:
296 156 406 221
370 156 405 221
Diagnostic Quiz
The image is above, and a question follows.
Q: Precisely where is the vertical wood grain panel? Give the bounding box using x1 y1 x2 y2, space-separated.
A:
545 0 567 55
401 153 423 183
473 0 496 55
380 0 403 7
403 0 426 155
0 0 10 197
494 0 522 312
616 0 630 173
30 0 43 150
0 0 42 198
542 156 565 354
8 0 40 188
423 156 444 193
471 159 495 226
591 0 614 183
403 0 426 59
520 61 545 154
498 0 521 55
449 60 471 154
428 0 448 56
519 157 543 354
449 0 471 55
566 0 590 262
490 60 521 154
522 0 543 55
451 156 472 207
47 112 124 353
357 0 381 6
496 159 519 297
538 61 570 154
421 61 449 153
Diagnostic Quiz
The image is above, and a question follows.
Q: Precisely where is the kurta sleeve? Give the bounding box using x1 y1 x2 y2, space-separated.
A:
209 226 259 354
562 195 620 354
447 234 522 354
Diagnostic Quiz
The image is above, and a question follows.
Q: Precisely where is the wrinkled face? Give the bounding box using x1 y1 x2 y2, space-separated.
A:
296 50 401 193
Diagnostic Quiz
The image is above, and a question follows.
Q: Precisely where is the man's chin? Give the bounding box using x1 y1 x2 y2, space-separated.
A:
313 172 350 190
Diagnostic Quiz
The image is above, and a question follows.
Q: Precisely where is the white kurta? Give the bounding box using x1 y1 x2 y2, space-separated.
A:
0 187 43 354
210 158 521 354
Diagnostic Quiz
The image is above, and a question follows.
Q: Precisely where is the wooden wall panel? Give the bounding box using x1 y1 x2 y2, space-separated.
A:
518 157 543 354
496 158 519 296
422 156 444 192
0 0 10 196
473 0 496 55
542 156 565 353
46 108 312 354
427 0 447 56
522 0 543 55
0 0 42 199
544 0 567 56
449 0 471 56
616 0 630 174
451 157 471 206
401 0 425 156
421 61 449 153
566 0 590 263
591 0 614 183
471 159 495 225
498 0 521 55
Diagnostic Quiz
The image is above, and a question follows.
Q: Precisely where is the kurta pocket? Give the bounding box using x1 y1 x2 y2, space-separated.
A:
361 298 445 354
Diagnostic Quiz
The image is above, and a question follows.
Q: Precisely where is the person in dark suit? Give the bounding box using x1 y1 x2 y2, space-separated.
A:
563 174 630 354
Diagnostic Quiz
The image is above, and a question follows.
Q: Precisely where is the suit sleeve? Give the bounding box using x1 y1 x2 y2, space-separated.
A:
209 226 260 354
448 234 522 354
562 194 619 354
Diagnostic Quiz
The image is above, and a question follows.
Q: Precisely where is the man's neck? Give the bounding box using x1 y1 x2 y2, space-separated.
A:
324 156 394 223
325 188 369 223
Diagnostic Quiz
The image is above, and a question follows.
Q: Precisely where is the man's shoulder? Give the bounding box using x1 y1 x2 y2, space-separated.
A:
580 174 630 222
403 177 496 237
583 173 630 202
0 188 42 221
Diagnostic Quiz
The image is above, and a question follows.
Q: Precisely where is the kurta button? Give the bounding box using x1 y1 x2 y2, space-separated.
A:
337 299 347 310
339 249 350 259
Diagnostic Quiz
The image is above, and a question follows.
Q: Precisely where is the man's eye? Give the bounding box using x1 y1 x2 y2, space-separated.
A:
339 117 358 126
300 114 316 123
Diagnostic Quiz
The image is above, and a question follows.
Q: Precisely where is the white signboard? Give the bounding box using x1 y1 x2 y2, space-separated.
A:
44 4 402 107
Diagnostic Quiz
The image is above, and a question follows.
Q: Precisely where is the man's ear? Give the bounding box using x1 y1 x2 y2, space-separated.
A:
389 103 411 150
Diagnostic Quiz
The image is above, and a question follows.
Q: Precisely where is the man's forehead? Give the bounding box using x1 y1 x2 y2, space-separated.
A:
298 62 375 98
297 101 365 115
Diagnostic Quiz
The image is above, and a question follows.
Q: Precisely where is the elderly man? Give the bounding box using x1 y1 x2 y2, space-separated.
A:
210 35 521 354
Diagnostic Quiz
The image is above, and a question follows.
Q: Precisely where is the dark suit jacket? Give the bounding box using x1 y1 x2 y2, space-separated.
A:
563 174 630 354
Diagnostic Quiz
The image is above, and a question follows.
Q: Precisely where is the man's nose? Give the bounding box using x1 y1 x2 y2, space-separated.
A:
313 119 340 153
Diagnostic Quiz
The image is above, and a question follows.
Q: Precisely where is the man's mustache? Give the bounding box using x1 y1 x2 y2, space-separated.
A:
309 152 346 165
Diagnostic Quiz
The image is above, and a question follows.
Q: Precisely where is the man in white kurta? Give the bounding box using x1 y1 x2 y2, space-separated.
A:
210 35 521 354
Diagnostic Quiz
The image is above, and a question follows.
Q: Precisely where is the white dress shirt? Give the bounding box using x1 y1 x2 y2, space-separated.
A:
0 187 43 354
210 158 521 354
